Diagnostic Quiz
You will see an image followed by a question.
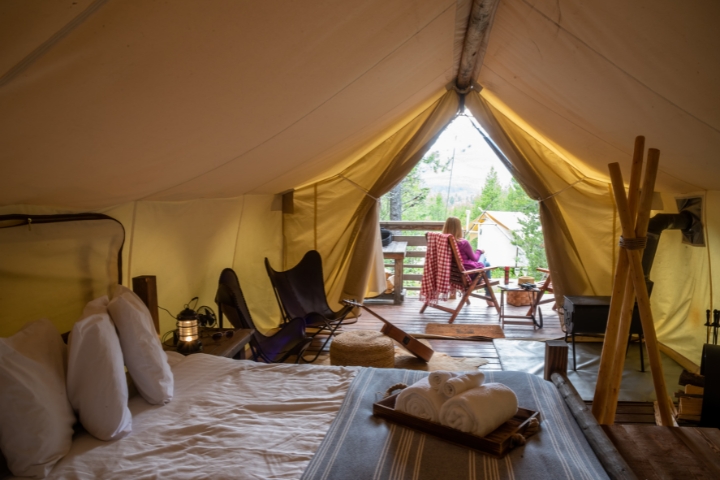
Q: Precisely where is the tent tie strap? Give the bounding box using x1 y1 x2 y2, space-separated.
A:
619 236 647 250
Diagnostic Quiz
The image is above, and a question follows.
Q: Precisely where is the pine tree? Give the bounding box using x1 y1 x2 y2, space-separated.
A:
503 178 536 214
473 166 504 214
381 151 447 220
511 211 547 279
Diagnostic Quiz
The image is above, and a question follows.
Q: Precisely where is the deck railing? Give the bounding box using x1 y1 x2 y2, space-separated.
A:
380 221 444 294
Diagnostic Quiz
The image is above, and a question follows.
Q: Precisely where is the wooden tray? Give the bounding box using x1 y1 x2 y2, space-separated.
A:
373 394 540 457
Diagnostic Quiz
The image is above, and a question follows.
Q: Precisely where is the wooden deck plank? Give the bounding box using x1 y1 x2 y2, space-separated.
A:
603 425 720 479
303 297 563 364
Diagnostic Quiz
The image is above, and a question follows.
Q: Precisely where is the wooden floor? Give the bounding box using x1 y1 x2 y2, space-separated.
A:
306 296 565 371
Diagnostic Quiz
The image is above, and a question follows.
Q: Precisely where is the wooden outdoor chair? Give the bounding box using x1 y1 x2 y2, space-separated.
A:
420 235 501 323
526 267 557 317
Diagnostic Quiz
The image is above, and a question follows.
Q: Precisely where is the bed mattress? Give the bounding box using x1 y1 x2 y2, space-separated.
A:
39 354 357 480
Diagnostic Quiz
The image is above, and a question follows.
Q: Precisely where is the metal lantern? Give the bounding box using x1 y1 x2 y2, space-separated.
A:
176 306 202 354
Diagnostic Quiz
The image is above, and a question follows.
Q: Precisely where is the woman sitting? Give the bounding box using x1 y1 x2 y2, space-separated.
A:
442 216 495 307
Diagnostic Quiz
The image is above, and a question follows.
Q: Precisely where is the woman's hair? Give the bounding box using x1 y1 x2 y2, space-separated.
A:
442 216 463 239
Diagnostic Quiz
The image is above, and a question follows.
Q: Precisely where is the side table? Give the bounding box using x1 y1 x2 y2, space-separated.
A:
163 327 253 359
382 241 407 305
499 284 543 329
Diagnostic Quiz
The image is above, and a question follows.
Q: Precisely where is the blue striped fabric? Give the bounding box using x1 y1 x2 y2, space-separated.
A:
302 369 609 480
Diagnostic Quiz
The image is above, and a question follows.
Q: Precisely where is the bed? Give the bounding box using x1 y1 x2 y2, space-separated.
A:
0 355 610 480
0 214 623 479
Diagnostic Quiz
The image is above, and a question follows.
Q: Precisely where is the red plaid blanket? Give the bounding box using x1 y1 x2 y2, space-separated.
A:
420 232 453 304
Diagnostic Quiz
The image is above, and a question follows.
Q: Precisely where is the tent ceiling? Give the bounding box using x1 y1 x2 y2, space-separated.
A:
0 0 465 207
479 0 720 194
1 0 718 208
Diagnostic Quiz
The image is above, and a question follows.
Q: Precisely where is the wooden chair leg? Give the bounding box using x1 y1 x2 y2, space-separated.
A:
527 290 545 317
419 302 429 313
482 274 501 314
449 289 473 324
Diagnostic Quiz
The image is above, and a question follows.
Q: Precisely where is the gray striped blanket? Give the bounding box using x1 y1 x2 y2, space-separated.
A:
302 368 609 480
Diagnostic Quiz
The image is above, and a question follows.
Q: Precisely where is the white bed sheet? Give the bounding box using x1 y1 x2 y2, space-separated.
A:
41 354 357 480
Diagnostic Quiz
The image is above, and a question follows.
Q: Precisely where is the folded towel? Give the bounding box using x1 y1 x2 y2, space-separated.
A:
439 383 518 437
395 377 448 422
427 371 458 393
442 372 485 397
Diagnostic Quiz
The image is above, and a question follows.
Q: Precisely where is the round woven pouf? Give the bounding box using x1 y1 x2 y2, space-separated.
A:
330 330 394 368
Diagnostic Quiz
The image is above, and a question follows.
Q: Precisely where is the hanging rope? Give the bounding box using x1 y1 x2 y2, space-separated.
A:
618 236 647 250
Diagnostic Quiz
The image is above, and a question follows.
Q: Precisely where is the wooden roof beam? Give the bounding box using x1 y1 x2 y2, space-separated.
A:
455 0 501 92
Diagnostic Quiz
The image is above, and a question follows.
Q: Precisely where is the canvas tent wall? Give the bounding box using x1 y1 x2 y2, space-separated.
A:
1 0 719 367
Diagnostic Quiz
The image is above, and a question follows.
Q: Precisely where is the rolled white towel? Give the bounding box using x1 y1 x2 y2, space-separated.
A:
439 383 518 437
442 372 485 397
395 377 448 422
427 371 458 393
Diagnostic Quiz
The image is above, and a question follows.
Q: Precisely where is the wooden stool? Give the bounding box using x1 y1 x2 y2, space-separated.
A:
330 330 394 368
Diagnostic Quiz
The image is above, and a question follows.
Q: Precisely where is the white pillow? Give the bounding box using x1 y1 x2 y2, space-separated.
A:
67 296 132 441
0 319 76 478
108 285 173 405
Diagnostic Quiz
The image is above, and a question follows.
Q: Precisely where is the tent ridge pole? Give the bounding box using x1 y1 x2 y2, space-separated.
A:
456 0 501 90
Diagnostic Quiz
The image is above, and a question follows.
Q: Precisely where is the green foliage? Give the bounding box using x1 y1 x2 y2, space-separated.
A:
472 166 503 213
379 146 547 280
502 178 537 214
511 211 547 279
380 151 448 221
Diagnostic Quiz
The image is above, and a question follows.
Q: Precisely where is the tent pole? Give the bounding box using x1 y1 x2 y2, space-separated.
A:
608 156 674 426
593 136 644 424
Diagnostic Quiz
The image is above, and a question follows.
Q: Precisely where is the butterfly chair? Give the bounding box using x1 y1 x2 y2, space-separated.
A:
419 232 500 324
215 268 311 363
265 250 356 362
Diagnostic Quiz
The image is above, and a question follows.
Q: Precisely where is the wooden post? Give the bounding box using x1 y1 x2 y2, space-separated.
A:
605 150 662 423
608 157 673 426
593 136 644 423
132 275 160 334
456 0 501 90
544 340 568 381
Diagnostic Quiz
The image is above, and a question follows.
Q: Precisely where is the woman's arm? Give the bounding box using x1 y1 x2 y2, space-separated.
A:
456 238 481 262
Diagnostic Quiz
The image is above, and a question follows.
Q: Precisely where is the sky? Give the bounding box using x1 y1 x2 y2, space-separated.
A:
418 113 513 199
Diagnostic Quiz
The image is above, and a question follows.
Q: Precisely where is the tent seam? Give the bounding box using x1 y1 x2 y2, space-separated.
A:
314 184 318 251
0 0 111 89
703 190 713 311
126 200 138 286
230 196 246 269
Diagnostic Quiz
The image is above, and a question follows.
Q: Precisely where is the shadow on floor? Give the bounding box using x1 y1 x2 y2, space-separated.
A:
493 339 683 402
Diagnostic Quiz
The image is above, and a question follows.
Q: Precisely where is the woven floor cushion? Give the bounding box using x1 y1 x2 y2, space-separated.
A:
330 330 394 368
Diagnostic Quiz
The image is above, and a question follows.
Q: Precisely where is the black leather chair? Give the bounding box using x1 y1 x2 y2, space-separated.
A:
264 250 356 362
215 268 310 363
